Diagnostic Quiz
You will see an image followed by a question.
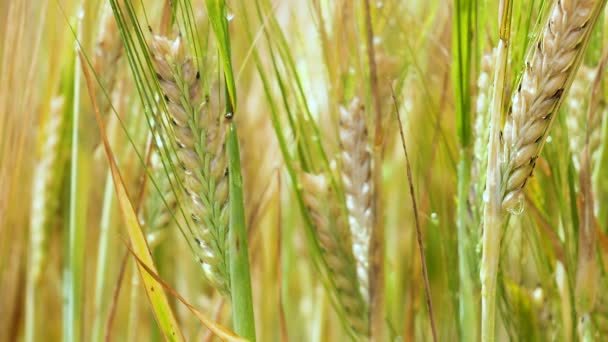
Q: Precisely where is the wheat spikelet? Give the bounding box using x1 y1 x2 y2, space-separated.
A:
501 0 601 211
93 3 123 117
150 34 230 294
300 172 369 337
338 97 372 307
29 96 65 283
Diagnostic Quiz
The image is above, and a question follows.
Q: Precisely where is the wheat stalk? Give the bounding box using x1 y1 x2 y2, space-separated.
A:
300 172 369 337
150 34 230 294
93 3 123 117
338 97 372 307
501 0 603 211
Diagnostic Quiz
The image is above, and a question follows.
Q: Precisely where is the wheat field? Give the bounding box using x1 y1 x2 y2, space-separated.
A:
2 0 608 341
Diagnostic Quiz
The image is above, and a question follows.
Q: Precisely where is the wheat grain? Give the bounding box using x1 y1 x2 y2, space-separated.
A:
501 0 602 211
150 34 230 294
338 97 372 307
300 172 369 337
93 3 123 117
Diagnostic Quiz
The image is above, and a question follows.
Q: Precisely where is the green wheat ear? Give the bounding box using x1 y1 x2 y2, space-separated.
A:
149 34 231 295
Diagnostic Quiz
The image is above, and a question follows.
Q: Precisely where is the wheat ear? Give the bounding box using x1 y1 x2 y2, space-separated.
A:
566 64 606 337
25 96 65 342
566 65 594 170
93 3 122 116
471 51 497 208
29 96 66 284
338 97 372 306
150 34 230 294
566 65 606 177
501 0 604 211
567 63 606 215
300 172 369 337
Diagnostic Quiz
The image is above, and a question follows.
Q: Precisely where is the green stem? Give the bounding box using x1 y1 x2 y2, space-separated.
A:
452 0 476 338
64 29 88 342
227 122 256 341
457 154 477 341
126 261 141 342
91 169 114 342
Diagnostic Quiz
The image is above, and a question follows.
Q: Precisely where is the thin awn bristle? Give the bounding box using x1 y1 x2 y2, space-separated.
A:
29 96 65 284
150 34 230 294
93 3 123 116
300 172 369 336
339 97 372 306
501 0 601 211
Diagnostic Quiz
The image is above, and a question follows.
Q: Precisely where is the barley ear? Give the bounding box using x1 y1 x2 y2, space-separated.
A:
566 64 606 213
150 34 230 294
566 63 605 336
300 172 369 337
25 96 66 342
501 0 604 211
471 51 497 207
29 96 66 284
338 97 372 306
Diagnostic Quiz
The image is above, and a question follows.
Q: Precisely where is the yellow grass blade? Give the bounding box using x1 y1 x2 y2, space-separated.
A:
127 247 249 342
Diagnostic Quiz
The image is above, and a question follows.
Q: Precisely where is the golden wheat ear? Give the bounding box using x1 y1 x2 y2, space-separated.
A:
300 172 369 337
29 96 66 285
338 97 373 308
501 0 601 211
471 51 497 203
566 65 606 176
149 34 230 294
